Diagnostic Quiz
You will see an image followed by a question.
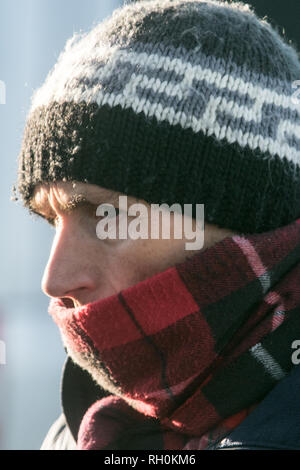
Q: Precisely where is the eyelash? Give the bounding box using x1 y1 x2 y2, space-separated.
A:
47 216 58 227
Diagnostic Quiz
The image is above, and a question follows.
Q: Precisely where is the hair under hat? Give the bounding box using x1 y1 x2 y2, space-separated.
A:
16 0 300 234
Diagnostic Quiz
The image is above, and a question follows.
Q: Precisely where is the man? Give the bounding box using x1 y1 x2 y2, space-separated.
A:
16 0 300 450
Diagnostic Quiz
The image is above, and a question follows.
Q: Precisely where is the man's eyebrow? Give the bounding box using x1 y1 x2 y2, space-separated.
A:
29 190 120 217
60 194 89 211
29 193 85 216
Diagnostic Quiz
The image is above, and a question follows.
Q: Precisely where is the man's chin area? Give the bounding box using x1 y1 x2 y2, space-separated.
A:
62 338 125 398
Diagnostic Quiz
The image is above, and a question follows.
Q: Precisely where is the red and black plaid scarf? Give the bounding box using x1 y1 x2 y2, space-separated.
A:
49 219 300 450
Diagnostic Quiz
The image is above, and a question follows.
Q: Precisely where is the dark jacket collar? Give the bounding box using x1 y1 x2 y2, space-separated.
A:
60 355 109 442
60 356 300 450
210 363 300 450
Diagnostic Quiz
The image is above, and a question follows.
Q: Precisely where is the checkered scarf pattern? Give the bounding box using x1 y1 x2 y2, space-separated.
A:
49 218 300 450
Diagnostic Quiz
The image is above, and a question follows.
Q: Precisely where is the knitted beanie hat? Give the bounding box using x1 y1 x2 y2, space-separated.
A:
16 0 300 234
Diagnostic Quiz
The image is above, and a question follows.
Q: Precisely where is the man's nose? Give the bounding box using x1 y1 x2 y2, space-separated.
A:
41 222 97 300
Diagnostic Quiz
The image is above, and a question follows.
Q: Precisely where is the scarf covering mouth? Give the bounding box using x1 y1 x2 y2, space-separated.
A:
49 219 300 450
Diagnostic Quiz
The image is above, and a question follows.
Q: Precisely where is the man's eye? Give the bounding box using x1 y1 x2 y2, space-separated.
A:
45 206 121 226
110 207 120 218
97 207 120 219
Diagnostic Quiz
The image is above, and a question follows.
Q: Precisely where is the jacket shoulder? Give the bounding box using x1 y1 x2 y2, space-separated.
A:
40 413 77 450
211 365 300 450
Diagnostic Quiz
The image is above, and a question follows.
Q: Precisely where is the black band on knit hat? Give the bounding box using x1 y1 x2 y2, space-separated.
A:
16 0 300 234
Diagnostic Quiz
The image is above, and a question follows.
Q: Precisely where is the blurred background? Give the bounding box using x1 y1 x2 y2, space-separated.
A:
0 0 299 450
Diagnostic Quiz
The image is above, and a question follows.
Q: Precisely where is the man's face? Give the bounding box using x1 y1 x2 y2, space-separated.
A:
31 181 235 307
